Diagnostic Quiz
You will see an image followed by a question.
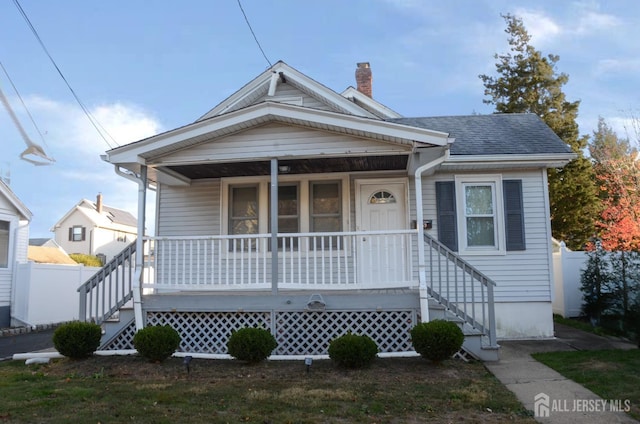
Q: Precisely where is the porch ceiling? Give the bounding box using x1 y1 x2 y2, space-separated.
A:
165 155 409 179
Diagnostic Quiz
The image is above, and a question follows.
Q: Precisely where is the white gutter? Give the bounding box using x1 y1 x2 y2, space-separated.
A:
414 148 450 323
114 165 147 331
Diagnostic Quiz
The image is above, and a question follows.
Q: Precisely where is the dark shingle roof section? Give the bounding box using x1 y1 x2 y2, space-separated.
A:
101 205 138 227
389 113 574 156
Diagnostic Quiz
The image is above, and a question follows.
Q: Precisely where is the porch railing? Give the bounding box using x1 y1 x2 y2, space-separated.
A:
143 230 417 291
78 241 136 324
424 233 497 347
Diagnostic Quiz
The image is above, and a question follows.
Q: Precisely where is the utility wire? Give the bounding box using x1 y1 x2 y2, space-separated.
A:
0 60 48 148
12 0 119 149
236 0 272 68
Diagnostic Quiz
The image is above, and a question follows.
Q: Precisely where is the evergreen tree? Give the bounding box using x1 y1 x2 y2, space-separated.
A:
479 14 600 249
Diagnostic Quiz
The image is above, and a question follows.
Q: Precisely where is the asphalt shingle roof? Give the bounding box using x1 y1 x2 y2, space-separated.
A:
389 113 574 156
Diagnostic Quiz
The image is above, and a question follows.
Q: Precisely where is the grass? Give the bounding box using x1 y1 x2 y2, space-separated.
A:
553 314 610 336
0 355 534 423
532 349 640 420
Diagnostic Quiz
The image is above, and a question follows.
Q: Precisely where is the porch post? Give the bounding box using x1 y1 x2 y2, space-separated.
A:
413 149 449 323
270 158 278 294
414 173 430 323
132 165 147 330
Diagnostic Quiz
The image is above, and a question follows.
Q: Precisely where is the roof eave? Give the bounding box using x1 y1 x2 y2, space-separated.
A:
105 102 451 166
441 153 577 170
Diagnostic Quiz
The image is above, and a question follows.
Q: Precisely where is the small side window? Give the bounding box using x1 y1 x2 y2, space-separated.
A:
69 226 86 242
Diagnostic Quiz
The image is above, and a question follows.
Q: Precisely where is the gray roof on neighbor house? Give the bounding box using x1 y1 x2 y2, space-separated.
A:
389 113 574 156
101 205 138 228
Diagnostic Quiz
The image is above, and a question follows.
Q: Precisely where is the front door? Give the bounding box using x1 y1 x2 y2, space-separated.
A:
356 179 409 285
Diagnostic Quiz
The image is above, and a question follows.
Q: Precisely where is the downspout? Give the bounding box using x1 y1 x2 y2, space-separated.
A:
114 164 147 331
414 147 450 323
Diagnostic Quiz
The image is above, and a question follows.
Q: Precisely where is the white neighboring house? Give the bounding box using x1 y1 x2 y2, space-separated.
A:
0 179 31 328
51 194 137 263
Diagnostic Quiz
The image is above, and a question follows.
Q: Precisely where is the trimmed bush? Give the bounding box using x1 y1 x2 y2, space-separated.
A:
52 321 102 359
133 325 181 362
410 320 464 362
69 253 103 267
227 327 277 363
328 333 378 369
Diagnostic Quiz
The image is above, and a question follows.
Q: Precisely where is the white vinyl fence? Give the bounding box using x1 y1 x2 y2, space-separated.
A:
552 244 588 318
12 262 100 326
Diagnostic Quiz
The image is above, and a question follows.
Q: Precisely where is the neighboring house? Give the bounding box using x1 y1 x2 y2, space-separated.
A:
51 194 137 263
0 180 31 327
28 238 77 265
80 61 575 360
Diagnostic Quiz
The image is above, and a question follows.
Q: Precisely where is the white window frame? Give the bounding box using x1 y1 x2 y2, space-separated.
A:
455 175 505 255
0 215 14 269
221 173 350 251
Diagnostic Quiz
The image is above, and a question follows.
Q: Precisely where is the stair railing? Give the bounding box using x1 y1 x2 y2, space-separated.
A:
77 241 137 325
424 233 497 347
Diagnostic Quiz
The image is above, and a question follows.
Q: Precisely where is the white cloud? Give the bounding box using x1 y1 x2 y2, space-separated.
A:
595 58 640 76
514 9 563 45
576 11 621 33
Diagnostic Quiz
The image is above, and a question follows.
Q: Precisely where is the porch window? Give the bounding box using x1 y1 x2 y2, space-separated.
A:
311 182 341 248
269 184 299 248
229 185 259 235
0 221 9 268
224 176 347 251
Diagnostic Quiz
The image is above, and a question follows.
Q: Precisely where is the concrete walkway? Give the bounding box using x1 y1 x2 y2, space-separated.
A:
486 323 638 423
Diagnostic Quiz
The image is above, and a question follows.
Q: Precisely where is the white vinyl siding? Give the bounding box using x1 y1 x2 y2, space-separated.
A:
157 180 221 237
155 123 410 165
254 82 333 111
415 169 553 303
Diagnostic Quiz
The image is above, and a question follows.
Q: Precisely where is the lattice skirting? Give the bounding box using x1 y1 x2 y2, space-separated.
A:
102 310 419 355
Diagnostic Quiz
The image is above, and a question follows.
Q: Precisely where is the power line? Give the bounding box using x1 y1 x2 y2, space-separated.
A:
236 0 272 68
12 0 119 149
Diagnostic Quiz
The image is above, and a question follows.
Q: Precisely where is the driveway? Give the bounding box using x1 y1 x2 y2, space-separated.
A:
0 329 55 360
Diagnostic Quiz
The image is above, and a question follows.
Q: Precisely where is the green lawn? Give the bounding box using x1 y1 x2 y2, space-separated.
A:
533 349 640 420
0 355 534 423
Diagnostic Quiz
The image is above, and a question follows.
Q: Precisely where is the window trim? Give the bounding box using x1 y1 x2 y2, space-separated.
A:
454 175 506 255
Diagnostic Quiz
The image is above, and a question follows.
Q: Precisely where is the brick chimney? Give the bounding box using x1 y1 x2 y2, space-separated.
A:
96 193 103 213
355 62 372 97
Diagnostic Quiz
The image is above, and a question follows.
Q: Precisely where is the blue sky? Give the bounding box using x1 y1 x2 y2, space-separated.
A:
1 0 638 238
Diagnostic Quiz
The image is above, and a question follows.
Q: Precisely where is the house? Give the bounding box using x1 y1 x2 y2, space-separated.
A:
0 180 31 328
28 238 77 265
51 194 137 263
80 61 575 360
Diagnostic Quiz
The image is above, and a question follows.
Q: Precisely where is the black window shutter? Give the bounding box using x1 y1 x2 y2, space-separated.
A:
503 180 526 251
68 227 73 241
435 181 458 251
81 227 86 241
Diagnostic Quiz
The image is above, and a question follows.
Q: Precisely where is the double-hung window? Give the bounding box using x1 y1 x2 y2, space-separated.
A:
436 175 525 255
0 220 9 268
229 185 259 250
462 182 497 249
69 225 86 242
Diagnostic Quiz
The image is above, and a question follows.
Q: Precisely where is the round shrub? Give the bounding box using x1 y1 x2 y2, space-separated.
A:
133 325 181 362
328 333 378 369
227 327 277 363
53 321 102 359
410 320 464 362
